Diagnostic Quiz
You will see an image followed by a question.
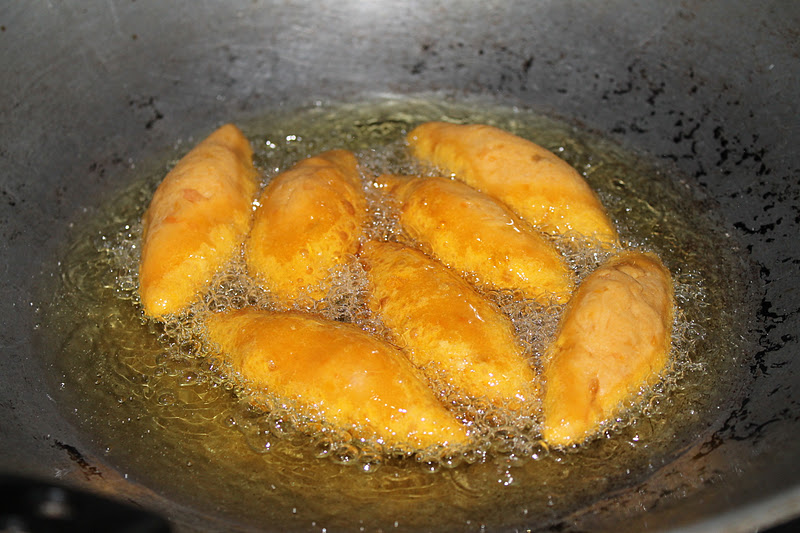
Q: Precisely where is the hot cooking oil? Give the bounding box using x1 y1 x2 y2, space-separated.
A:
38 95 755 531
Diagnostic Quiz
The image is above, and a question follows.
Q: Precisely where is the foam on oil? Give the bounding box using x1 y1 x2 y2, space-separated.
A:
40 96 753 530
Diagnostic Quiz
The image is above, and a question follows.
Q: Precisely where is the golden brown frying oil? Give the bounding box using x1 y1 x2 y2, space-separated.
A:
40 96 754 531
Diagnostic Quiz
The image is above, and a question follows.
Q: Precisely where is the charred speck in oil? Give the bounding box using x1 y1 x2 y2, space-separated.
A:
54 441 103 480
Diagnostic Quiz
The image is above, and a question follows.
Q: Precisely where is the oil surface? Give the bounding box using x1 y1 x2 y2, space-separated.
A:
41 96 753 531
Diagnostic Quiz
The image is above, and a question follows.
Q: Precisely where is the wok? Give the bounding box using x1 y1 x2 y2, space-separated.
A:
1 0 798 531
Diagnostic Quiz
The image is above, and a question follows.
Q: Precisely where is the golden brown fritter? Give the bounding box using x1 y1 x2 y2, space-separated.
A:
245 150 367 303
542 251 674 446
206 308 468 448
379 175 573 303
139 124 259 318
360 240 538 410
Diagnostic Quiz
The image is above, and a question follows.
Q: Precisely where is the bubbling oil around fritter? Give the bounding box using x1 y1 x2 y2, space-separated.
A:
98 115 704 472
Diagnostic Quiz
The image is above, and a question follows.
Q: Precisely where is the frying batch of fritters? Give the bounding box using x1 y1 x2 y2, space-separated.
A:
137 121 674 451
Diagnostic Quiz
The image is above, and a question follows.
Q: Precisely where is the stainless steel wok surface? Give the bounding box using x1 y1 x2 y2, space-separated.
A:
1 1 798 531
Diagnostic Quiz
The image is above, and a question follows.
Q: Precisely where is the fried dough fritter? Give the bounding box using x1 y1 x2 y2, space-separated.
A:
205 308 468 448
139 124 259 318
245 150 367 303
379 174 573 303
360 240 539 410
542 251 674 446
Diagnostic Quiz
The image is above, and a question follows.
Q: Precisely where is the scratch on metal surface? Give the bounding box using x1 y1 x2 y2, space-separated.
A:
632 10 675 50
105 0 124 40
